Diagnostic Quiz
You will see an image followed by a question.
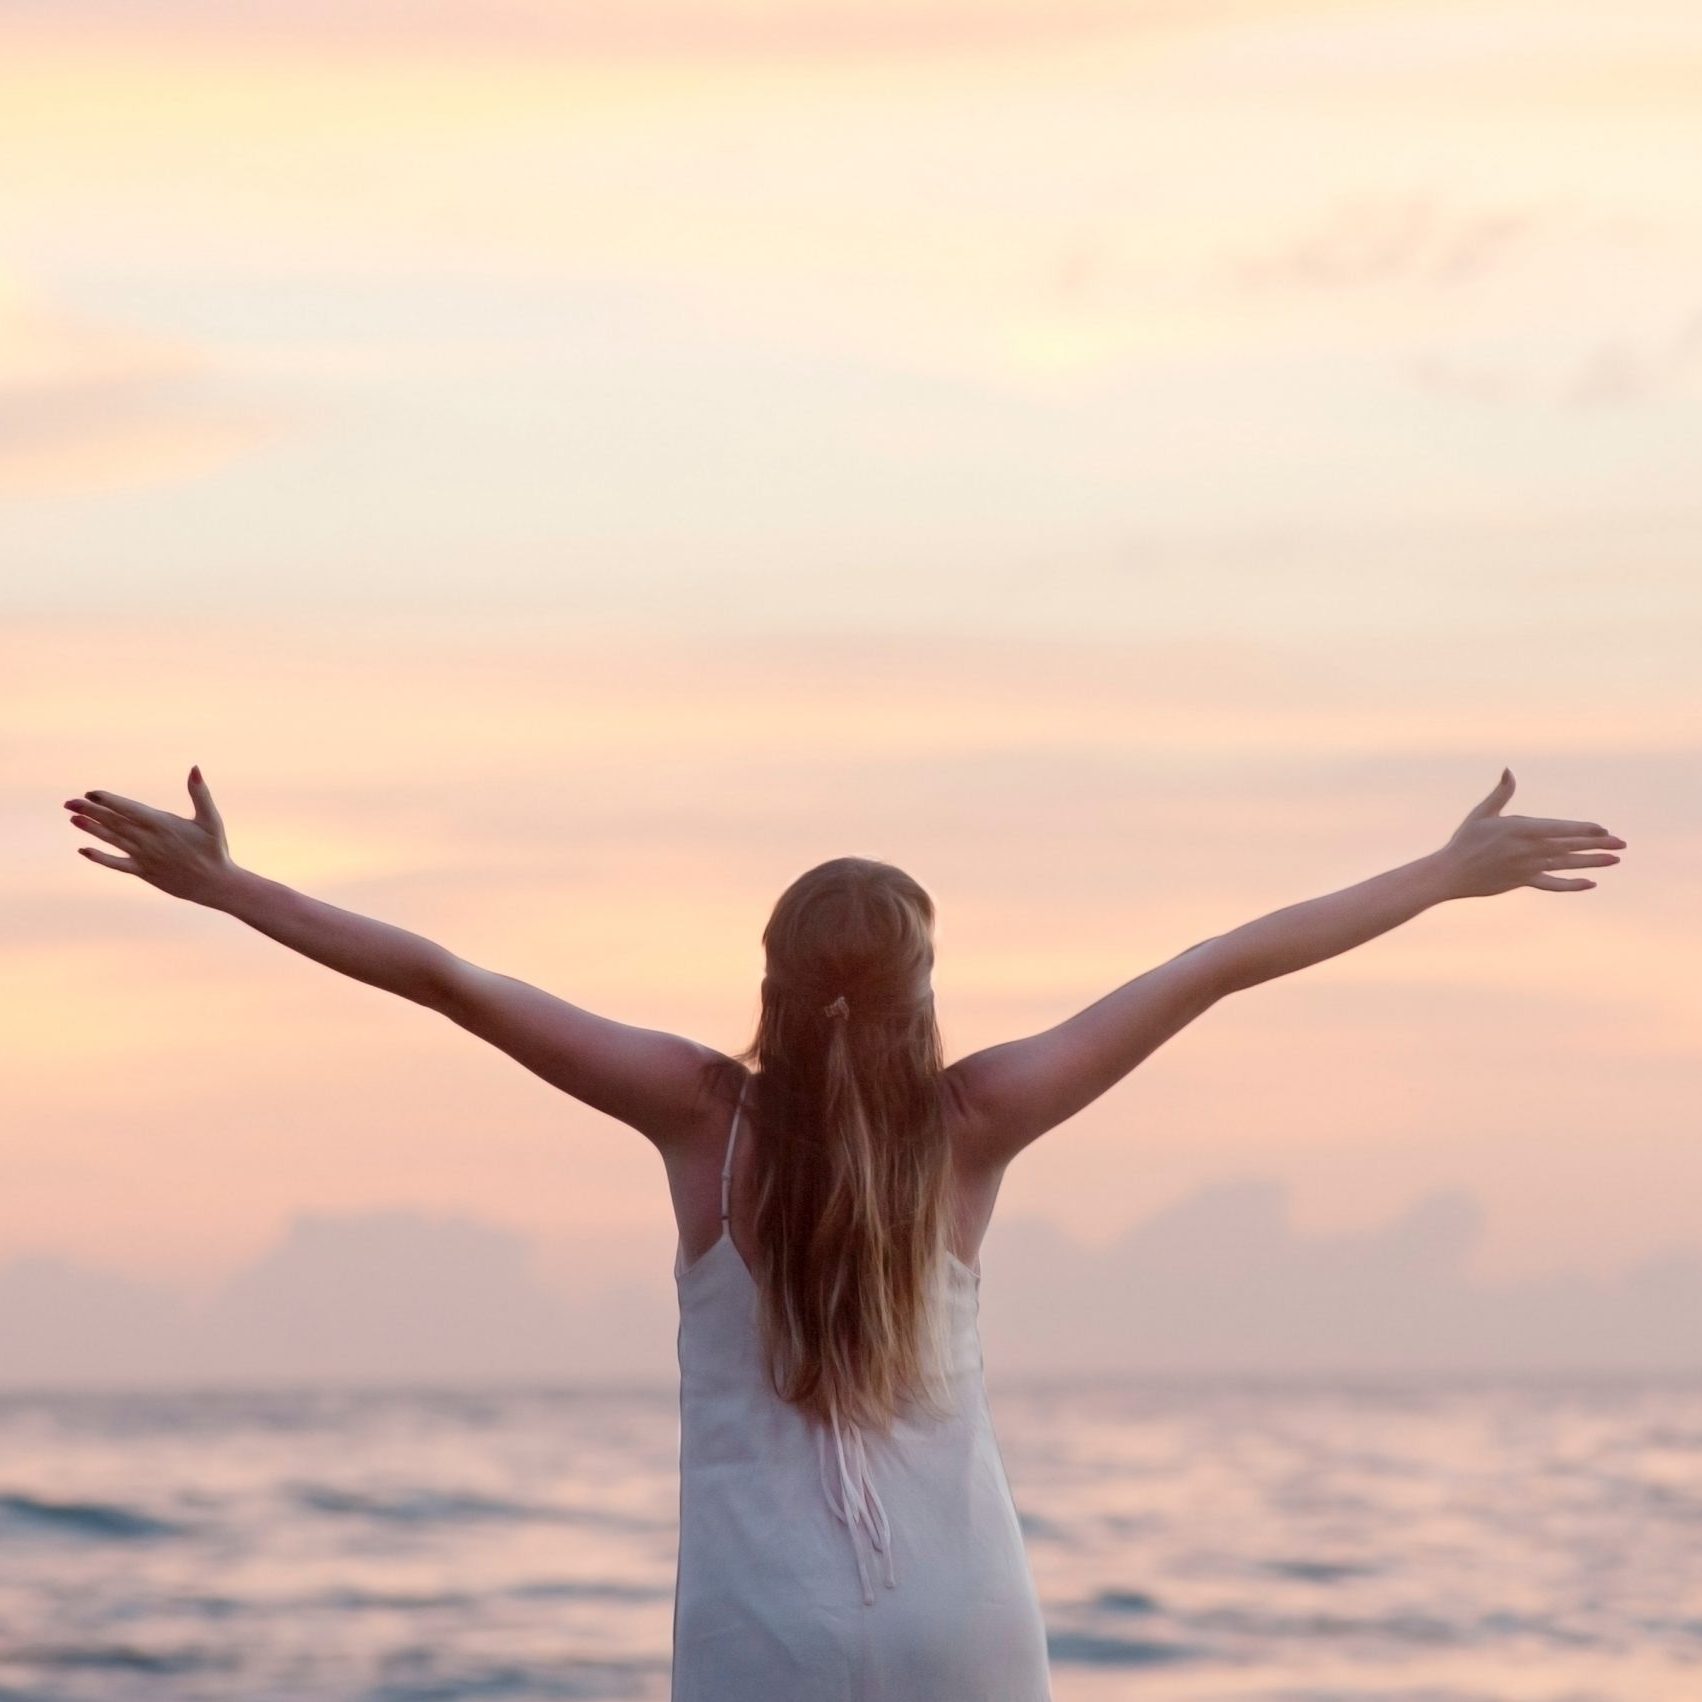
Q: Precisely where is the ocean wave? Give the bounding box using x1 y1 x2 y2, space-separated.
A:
289 1484 549 1524
167 1579 670 1621
313 1587 480 1612
8 1641 225 1674
285 1482 663 1532
358 1654 657 1700
1261 1556 1380 1583
1091 1587 1162 1614
1046 1630 1202 1667
504 1579 669 1604
1186 1604 1575 1648
0 1491 184 1540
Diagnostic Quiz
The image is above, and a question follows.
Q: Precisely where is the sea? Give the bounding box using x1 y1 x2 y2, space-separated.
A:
1 1376 1698 1701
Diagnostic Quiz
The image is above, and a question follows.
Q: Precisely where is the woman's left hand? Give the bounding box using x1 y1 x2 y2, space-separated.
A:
64 766 236 904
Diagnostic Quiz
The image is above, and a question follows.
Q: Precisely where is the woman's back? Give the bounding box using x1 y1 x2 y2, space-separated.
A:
671 1073 1053 1701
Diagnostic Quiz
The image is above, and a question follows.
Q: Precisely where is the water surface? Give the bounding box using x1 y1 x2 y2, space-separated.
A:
2 1376 1697 1699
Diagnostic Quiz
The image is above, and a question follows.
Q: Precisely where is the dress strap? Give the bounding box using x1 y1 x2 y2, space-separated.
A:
719 1073 749 1227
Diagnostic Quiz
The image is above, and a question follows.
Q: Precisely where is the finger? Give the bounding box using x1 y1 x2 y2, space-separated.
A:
1541 833 1627 852
1526 874 1596 891
69 814 133 850
187 765 222 829
1516 816 1612 836
77 846 142 874
82 789 165 827
65 798 143 835
67 800 142 839
1535 851 1620 871
1466 768 1515 820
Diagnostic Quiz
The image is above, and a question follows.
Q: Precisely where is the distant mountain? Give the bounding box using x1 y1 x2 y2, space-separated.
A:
0 1211 676 1389
1 1184 1698 1387
977 1179 1702 1375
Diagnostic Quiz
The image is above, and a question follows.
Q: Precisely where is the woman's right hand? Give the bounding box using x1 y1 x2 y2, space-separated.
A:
1439 769 1626 898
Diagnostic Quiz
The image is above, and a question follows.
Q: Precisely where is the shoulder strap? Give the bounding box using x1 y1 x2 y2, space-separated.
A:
720 1074 750 1226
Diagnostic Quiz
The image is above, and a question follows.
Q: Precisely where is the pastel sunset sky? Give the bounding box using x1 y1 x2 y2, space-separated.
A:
4 0 1697 1318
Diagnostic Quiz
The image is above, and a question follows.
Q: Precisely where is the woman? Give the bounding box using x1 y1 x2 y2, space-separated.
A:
62 766 1624 1699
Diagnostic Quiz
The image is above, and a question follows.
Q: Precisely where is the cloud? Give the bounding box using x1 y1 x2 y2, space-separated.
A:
4 1 1241 64
1561 307 1702 406
1406 349 1525 405
2 1190 1697 1388
1407 299 1702 410
1213 194 1702 412
0 279 286 497
1225 193 1537 295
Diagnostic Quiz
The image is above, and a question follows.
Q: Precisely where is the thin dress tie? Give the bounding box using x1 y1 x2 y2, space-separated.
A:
817 1405 897 1605
722 1075 897 1607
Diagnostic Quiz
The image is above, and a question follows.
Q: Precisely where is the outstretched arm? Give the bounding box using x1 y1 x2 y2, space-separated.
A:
64 768 719 1146
946 769 1626 1171
1201 767 1623 994
67 767 461 1002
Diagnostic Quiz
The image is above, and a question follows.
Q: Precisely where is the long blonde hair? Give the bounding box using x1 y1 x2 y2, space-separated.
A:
706 856 956 1435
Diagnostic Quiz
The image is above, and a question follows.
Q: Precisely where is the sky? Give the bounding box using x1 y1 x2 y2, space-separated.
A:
3 0 1698 1373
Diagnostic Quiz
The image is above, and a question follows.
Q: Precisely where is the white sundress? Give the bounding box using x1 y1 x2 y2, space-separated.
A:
670 1074 1054 1700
